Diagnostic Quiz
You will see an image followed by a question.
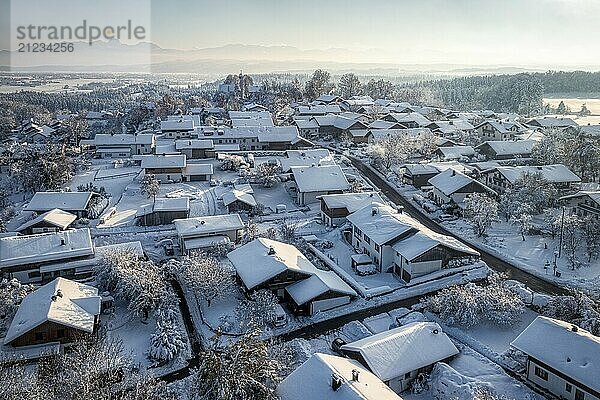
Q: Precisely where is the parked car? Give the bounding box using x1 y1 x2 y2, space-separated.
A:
273 304 287 327
331 338 347 355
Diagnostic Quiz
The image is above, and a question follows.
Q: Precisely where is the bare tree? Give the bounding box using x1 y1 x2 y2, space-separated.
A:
141 174 160 201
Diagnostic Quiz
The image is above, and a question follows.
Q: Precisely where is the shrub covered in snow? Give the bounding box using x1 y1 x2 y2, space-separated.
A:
541 290 600 335
421 275 525 327
149 319 186 362
0 278 36 336
236 289 279 329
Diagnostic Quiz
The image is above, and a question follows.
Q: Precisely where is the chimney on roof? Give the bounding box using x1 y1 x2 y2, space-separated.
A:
268 246 276 256
56 289 63 298
351 369 360 382
331 373 343 391
432 328 439 335
51 295 57 302
572 325 578 332
372 207 378 216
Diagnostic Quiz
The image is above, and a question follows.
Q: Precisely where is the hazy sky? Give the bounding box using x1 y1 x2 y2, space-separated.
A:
2 0 600 67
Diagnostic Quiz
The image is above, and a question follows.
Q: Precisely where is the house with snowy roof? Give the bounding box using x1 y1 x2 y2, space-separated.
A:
526 116 578 131
340 322 459 394
369 119 405 130
382 112 431 128
280 149 335 172
222 189 257 212
319 192 385 227
183 163 214 182
0 228 95 283
427 120 475 136
141 154 186 183
435 145 476 161
160 118 196 139
291 165 350 206
227 238 357 314
559 190 600 220
401 164 441 188
16 208 77 235
293 117 320 138
277 352 403 400
314 94 343 105
347 202 479 280
479 164 581 194
428 169 496 208
511 316 600 400
197 126 307 151
475 140 535 161
4 277 101 347
474 120 521 141
174 214 244 253
82 133 155 158
25 191 98 218
137 197 190 226
175 139 214 159
297 104 342 116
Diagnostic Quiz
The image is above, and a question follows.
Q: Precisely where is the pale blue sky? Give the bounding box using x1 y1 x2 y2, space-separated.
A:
2 0 600 66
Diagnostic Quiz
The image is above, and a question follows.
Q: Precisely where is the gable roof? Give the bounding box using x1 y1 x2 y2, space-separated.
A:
0 228 94 269
475 140 535 156
292 165 349 193
347 202 413 245
161 119 195 132
4 277 101 345
222 189 257 207
286 269 357 305
174 214 244 239
91 133 154 146
16 209 77 232
428 169 492 196
175 139 214 150
227 238 318 290
25 192 95 212
341 322 459 382
277 353 403 400
141 154 186 169
559 191 600 206
281 149 335 172
511 316 600 393
436 146 475 160
320 192 385 213
493 164 581 184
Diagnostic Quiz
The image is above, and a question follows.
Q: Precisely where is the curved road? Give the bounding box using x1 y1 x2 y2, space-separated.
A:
349 156 569 296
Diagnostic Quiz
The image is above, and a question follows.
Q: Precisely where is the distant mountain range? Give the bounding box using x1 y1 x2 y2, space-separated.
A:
0 41 559 76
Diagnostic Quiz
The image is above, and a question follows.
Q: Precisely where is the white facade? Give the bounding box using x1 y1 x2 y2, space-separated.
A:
526 359 599 400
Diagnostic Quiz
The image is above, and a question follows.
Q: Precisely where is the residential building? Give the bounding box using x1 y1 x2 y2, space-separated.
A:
479 165 581 194
475 120 520 141
277 353 403 400
526 117 578 130
319 192 385 226
4 278 101 347
174 214 244 253
475 140 535 161
511 316 600 400
137 197 190 226
175 139 214 159
160 118 196 139
428 169 496 208
560 190 600 220
25 191 98 218
16 209 77 235
82 133 155 158
141 154 186 183
340 322 459 394
291 165 350 206
435 146 475 161
183 163 214 182
222 189 257 213
280 149 335 173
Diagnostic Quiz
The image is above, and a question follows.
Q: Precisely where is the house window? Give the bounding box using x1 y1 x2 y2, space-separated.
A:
534 366 548 381
566 383 572 393
374 243 380 252
404 372 411 379
363 235 370 244
575 389 585 400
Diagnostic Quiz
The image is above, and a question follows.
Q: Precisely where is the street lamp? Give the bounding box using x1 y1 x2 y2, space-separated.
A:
553 250 559 276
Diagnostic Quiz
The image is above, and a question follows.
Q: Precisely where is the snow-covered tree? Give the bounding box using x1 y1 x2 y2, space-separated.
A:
141 174 160 201
543 208 562 239
421 275 525 327
583 216 600 262
252 163 281 188
149 318 186 362
367 136 409 170
562 214 582 270
304 69 334 101
556 100 569 115
279 221 298 244
192 327 284 400
337 73 362 98
169 252 234 307
511 212 532 241
464 193 498 237
542 291 600 335
0 279 36 336
236 289 280 329
220 154 248 171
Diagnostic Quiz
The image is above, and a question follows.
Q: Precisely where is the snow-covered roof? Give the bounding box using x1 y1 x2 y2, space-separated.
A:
294 118 320 129
526 116 577 128
493 164 581 184
403 163 440 176
153 197 190 212
4 277 101 345
0 228 94 269
161 119 195 132
222 189 257 207
174 214 244 239
286 269 356 306
141 154 186 169
320 192 384 213
277 353 402 400
475 140 535 156
341 322 458 381
175 139 214 150
95 241 145 258
292 165 349 193
387 112 431 127
315 94 341 103
392 232 441 261
257 126 301 143
183 163 214 176
369 120 403 130
297 105 342 115
25 192 94 212
229 110 272 120
436 146 475 160
16 209 77 232
428 168 491 196
91 133 154 146
281 149 335 172
559 190 600 206
227 238 318 290
511 316 600 393
347 202 413 245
